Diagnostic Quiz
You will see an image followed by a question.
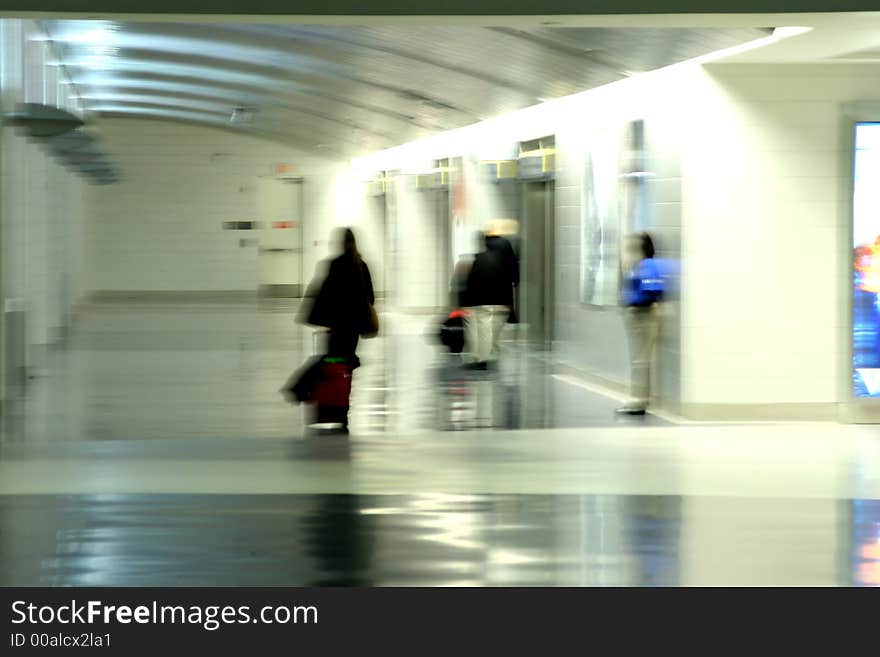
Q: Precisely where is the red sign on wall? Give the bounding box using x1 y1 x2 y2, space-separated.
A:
272 220 299 229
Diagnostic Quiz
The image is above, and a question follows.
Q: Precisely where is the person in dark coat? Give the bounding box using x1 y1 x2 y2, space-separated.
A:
486 233 519 316
463 231 518 369
294 228 375 434
302 227 375 360
449 231 484 309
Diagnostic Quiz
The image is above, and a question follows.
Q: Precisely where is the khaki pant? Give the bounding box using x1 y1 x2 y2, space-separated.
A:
625 305 659 409
465 305 509 363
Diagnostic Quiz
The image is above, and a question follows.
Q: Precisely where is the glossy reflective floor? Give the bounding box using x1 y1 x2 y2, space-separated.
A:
1 300 664 444
2 301 880 586
2 493 877 587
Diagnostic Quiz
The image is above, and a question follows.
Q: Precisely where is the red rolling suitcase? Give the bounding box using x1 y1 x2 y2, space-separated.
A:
311 357 353 429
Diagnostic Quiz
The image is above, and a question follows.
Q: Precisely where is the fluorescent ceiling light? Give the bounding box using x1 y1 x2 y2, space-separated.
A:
772 26 813 39
52 22 119 46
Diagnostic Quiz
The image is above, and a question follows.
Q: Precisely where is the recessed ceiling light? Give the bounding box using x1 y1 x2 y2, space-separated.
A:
230 106 256 124
772 26 812 38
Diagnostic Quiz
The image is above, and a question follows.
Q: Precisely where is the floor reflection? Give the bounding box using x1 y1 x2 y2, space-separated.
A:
305 495 375 586
0 493 867 586
351 338 667 435
1 304 666 444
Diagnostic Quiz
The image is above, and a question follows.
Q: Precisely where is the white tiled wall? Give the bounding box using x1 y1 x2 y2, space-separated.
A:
678 63 880 406
85 120 346 293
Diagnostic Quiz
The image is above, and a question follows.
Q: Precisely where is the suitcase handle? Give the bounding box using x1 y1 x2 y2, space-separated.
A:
312 328 329 355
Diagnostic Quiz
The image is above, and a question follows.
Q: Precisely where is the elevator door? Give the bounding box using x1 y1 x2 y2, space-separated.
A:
521 180 555 348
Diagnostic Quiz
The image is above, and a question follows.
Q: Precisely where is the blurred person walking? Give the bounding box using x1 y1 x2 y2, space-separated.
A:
306 227 377 359
618 232 664 415
463 230 519 370
449 232 482 310
292 227 378 433
488 226 520 324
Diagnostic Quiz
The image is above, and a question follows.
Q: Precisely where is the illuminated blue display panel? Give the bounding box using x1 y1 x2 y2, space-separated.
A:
853 122 880 397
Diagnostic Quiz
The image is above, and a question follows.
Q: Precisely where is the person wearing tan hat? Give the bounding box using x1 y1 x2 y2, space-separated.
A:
463 228 519 370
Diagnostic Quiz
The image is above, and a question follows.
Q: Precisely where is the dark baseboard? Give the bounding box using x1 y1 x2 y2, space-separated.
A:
87 291 259 303
258 284 304 298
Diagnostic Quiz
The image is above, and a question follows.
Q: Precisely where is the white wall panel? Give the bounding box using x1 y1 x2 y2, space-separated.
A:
84 120 344 294
679 63 880 407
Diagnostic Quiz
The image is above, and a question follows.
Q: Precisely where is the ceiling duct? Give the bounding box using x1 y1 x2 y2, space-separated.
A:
59 154 103 168
44 128 120 185
481 160 518 183
47 130 96 155
3 103 84 138
1 103 120 185
518 136 556 180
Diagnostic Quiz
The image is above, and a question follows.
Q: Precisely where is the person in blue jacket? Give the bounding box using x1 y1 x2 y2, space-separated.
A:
618 232 664 415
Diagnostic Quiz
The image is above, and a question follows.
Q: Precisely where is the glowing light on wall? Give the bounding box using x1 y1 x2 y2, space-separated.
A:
852 122 880 398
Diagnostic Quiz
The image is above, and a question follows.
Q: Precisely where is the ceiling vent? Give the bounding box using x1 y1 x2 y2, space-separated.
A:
230 106 257 125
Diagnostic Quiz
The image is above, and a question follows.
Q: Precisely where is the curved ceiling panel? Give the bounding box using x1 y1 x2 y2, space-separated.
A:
41 20 771 156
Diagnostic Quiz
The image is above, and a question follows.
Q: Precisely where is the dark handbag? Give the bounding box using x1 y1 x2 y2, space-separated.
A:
304 279 333 328
361 304 379 338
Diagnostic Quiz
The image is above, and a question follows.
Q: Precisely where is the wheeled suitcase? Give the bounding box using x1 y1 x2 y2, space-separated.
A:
281 330 358 432
439 309 468 354
310 357 353 429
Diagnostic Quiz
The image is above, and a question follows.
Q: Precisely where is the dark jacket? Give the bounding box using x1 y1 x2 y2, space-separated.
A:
450 256 473 309
464 236 519 308
303 253 374 334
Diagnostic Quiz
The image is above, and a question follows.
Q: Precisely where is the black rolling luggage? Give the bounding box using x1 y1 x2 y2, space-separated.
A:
439 309 467 354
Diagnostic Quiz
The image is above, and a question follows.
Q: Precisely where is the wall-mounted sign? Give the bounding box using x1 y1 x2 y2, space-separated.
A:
222 221 258 230
274 163 296 175
272 220 299 229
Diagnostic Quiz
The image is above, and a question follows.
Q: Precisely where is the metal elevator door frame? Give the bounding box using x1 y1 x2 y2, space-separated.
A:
364 192 388 298
433 186 452 310
520 179 555 349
